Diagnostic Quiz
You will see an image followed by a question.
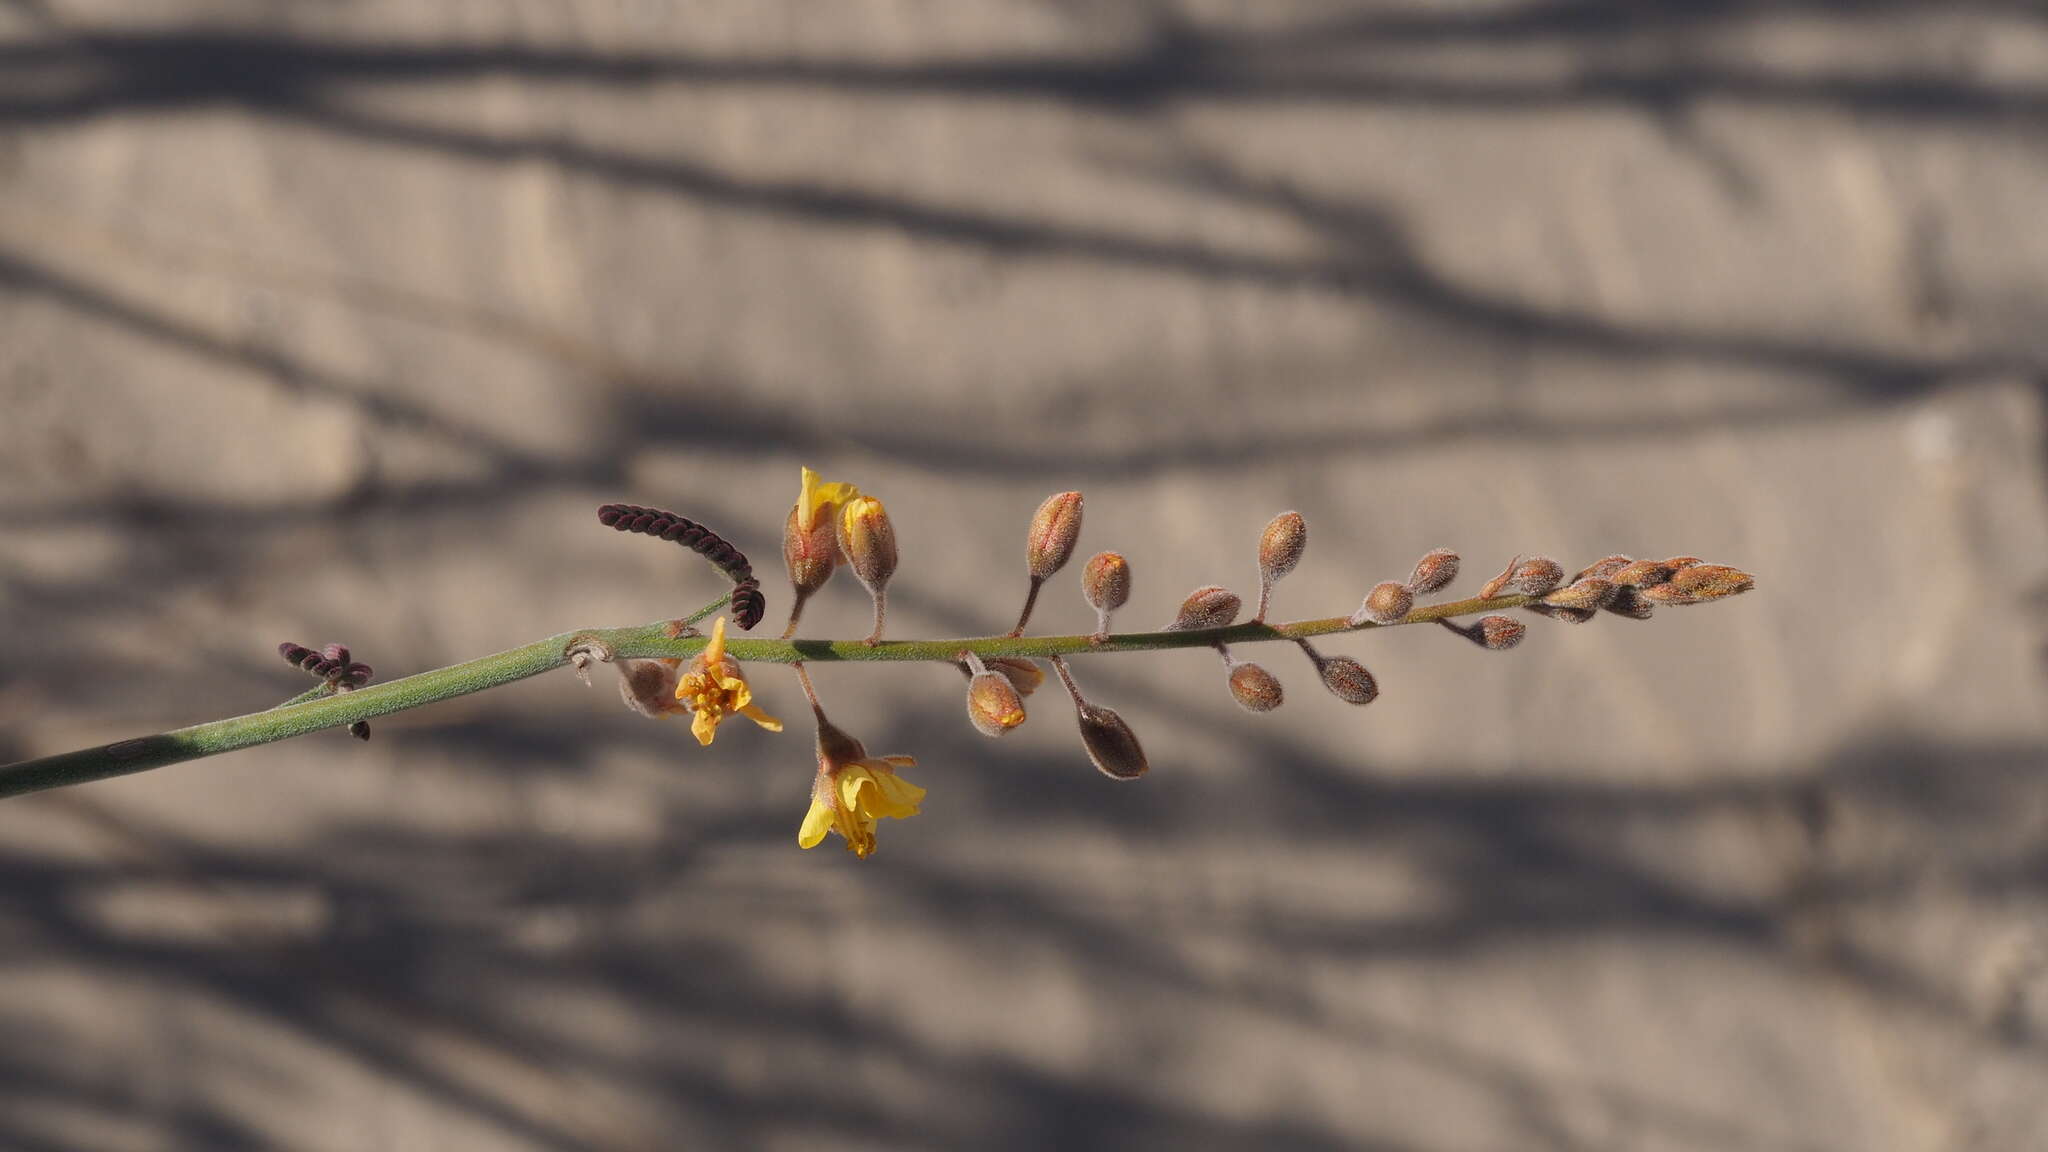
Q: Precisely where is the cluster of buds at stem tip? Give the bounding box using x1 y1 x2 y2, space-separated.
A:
1012 491 1083 636
277 642 373 740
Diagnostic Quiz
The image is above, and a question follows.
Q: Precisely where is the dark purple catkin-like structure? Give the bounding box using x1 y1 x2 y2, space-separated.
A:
596 504 766 630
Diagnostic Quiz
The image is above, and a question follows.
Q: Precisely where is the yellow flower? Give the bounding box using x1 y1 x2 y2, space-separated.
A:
673 617 783 745
797 466 861 535
798 757 925 859
797 718 924 858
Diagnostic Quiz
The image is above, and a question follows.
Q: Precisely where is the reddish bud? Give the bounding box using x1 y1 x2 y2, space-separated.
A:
1609 560 1674 588
1603 586 1656 619
1026 492 1084 581
1315 656 1379 705
1406 548 1460 595
1475 615 1526 649
837 496 898 593
1082 552 1131 613
1351 581 1414 626
1572 555 1633 584
782 504 840 597
1668 564 1755 601
1167 586 1241 631
1227 661 1284 712
1479 555 1565 599
1258 512 1308 585
1541 578 1618 613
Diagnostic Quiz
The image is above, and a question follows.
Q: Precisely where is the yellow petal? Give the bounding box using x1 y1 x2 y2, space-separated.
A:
690 708 720 746
739 703 784 732
703 616 728 665
798 466 860 533
798 795 834 848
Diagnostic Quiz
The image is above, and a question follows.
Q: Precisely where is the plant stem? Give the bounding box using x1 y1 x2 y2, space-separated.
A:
0 592 1532 800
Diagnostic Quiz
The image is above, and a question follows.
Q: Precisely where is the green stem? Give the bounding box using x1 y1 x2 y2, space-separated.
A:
0 591 1531 800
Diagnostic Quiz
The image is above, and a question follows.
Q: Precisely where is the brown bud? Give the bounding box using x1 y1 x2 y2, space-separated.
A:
1258 512 1308 584
1166 585 1241 631
1475 615 1526 649
1315 656 1378 705
1603 586 1655 620
1540 578 1618 613
1227 661 1284 712
1638 582 1698 605
617 657 684 719
983 656 1045 697
1077 702 1148 780
1351 581 1413 626
1668 564 1755 601
837 495 898 592
1479 555 1565 599
1082 552 1131 613
1662 556 1705 572
967 669 1027 737
782 504 840 596
1525 603 1597 624
1406 548 1460 595
1026 491 1084 581
1609 560 1674 588
1572 555 1633 584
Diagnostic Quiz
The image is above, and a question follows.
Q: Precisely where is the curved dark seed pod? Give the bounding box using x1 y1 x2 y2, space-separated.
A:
597 504 768 630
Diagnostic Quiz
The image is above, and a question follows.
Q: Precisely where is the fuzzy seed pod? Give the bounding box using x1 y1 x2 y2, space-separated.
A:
1352 581 1414 626
1227 661 1284 712
782 504 840 597
1406 548 1460 595
1668 564 1755 601
1166 585 1241 631
966 669 1028 737
1026 491 1085 580
1076 702 1148 780
1082 552 1131 613
1258 512 1308 585
1475 615 1526 649
1541 578 1618 613
1572 555 1634 584
838 496 898 592
1315 656 1379 704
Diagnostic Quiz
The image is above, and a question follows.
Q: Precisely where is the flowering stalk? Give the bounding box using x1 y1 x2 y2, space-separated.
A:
0 589 1544 801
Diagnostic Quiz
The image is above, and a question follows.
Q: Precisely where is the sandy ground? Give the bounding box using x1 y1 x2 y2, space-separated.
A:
3 2 2048 1149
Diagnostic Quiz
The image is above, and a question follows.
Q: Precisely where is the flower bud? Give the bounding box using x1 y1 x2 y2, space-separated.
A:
1315 655 1378 704
1082 552 1131 613
1662 556 1705 572
1026 491 1084 581
782 503 840 596
983 656 1045 696
966 669 1027 737
1540 578 1618 613
1572 555 1633 584
837 495 898 592
1076 702 1148 780
1227 661 1284 712
1474 615 1526 649
1406 548 1459 595
1258 512 1307 585
1351 581 1413 626
1525 603 1597 624
1668 564 1755 600
1166 585 1240 630
1638 582 1698 605
1478 555 1564 599
1609 560 1674 588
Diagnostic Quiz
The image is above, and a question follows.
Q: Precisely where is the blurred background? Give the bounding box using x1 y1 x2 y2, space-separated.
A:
3 1 2048 1149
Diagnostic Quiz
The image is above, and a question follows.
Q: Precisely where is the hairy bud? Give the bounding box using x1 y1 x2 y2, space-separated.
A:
1258 512 1308 585
1541 578 1618 613
1315 655 1379 705
1167 585 1241 631
966 667 1028 737
1227 661 1284 712
1475 615 1526 649
1526 603 1597 624
1351 581 1414 626
782 504 840 597
1077 702 1148 780
617 657 684 719
1026 491 1084 581
838 496 898 592
1572 555 1633 584
1609 560 1674 588
1668 564 1755 601
1603 586 1655 619
1406 548 1460 595
1082 552 1131 613
979 656 1045 696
